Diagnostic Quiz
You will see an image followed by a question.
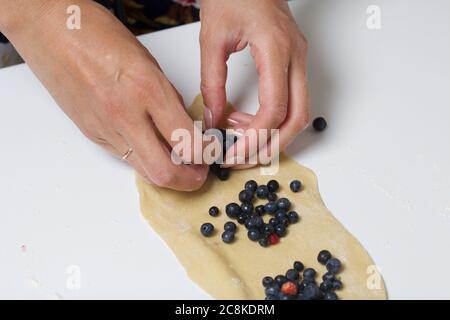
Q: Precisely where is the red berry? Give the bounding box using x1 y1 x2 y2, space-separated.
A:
281 281 298 296
269 233 279 245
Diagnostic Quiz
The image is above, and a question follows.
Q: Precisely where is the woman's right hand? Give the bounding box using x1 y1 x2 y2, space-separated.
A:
0 0 208 191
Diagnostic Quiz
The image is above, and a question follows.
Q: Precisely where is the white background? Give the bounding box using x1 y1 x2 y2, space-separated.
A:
1 0 449 299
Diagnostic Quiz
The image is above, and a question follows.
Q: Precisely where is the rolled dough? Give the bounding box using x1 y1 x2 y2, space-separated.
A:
136 95 387 300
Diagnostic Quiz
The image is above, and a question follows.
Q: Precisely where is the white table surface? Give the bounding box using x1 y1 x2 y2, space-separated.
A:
1 0 450 299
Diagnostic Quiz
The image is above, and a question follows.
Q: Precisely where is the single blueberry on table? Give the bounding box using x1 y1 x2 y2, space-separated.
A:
267 179 280 193
264 201 278 214
285 268 300 281
200 223 214 237
221 230 235 243
287 211 300 224
225 203 240 218
267 192 277 201
256 185 269 199
275 275 288 287
293 261 305 272
239 190 253 203
255 205 265 215
258 237 270 247
290 180 302 192
276 198 291 211
262 276 274 287
326 258 342 274
240 202 254 214
245 180 258 194
208 206 219 217
323 291 338 300
313 117 327 132
317 250 332 265
303 268 316 279
224 221 237 232
248 228 261 241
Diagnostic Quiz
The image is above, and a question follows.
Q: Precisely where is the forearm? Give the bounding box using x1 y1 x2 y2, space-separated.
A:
0 0 59 36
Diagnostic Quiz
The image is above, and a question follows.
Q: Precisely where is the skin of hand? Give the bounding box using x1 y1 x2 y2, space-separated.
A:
0 0 208 191
200 0 310 169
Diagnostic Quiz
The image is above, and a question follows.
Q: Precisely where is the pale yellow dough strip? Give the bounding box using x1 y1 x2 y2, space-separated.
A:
136 95 387 300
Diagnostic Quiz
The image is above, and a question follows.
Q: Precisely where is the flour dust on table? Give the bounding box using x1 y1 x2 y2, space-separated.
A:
136 95 387 299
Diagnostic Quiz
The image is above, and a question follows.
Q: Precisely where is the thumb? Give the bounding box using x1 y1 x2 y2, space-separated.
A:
200 38 228 129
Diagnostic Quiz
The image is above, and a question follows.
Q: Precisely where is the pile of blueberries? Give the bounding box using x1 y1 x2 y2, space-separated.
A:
263 250 343 300
200 179 302 247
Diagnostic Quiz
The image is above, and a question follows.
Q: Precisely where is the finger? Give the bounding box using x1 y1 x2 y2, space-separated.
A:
222 43 289 167
122 115 209 191
200 33 229 129
143 77 205 164
226 111 253 127
234 52 310 169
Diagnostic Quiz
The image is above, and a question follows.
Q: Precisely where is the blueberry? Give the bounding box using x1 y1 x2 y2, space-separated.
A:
290 180 302 192
262 223 274 236
225 203 240 218
246 215 263 229
332 279 343 290
239 190 253 203
268 193 278 202
247 228 261 241
224 221 237 232
216 167 230 180
287 211 299 224
276 198 291 211
319 281 333 292
200 223 214 237
253 215 264 228
208 206 219 217
256 185 269 199
303 283 323 300
221 230 235 243
326 258 342 274
303 268 316 279
279 293 293 300
275 225 287 237
313 117 327 132
265 285 279 296
275 210 288 220
245 180 257 194
323 291 338 300
258 237 270 247
322 271 336 282
255 205 265 215
265 294 278 300
269 218 278 226
277 217 290 228
293 261 304 272
262 276 274 287
298 281 308 293
267 180 279 193
264 201 277 214
237 214 246 224
317 250 332 265
275 275 287 286
285 269 299 281
240 202 254 214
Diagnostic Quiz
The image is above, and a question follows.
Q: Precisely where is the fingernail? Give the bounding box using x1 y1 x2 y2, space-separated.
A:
226 117 240 126
204 107 212 129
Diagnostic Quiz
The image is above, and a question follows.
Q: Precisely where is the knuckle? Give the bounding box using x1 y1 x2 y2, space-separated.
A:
272 105 288 124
